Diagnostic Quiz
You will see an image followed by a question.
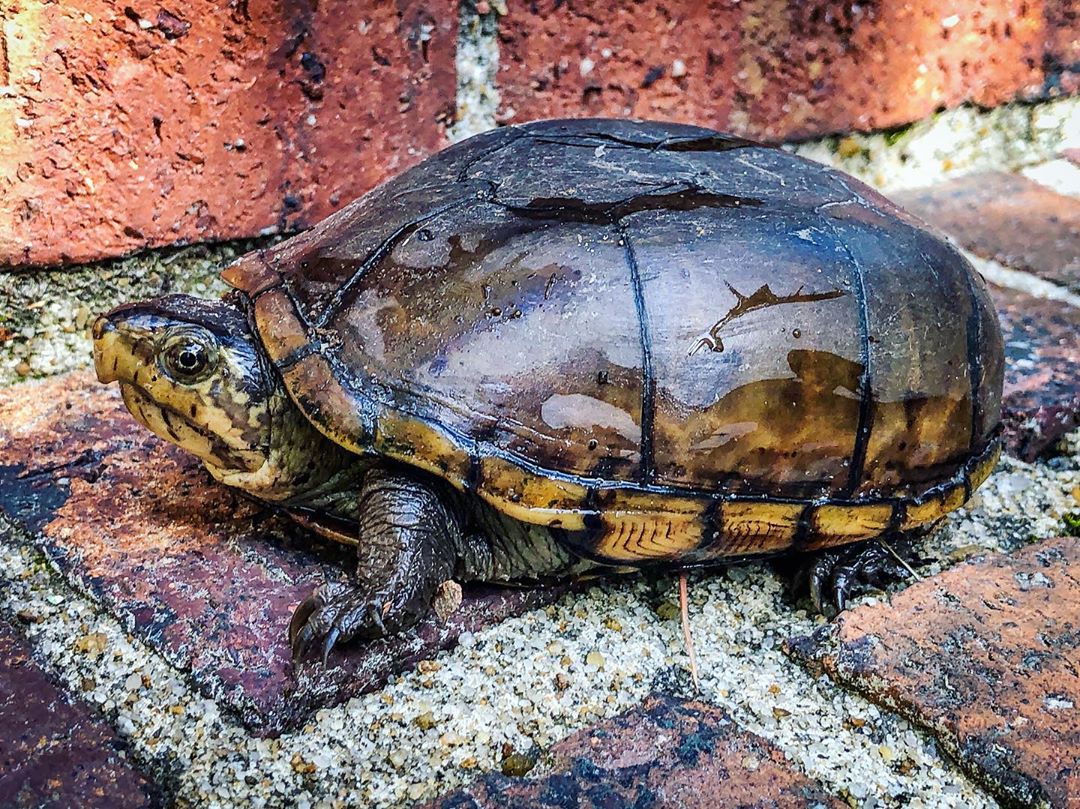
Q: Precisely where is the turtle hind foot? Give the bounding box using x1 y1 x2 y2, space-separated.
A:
807 537 919 617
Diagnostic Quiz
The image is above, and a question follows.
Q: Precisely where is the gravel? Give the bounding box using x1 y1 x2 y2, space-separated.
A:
448 1 502 143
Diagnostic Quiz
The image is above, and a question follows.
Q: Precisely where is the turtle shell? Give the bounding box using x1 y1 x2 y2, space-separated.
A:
223 118 1003 564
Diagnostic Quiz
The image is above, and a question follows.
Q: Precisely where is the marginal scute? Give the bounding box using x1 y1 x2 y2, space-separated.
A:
226 118 1004 564
898 442 999 531
808 502 895 545
592 514 702 562
712 501 805 555
968 442 1001 491
373 409 472 489
279 354 374 450
474 455 591 530
221 249 279 295
254 290 309 364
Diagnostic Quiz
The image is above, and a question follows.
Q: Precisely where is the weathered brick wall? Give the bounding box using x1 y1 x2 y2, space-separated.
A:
499 0 1077 137
1 0 1076 268
0 1 457 267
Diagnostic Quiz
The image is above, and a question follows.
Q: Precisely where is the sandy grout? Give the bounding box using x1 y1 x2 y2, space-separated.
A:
447 1 501 144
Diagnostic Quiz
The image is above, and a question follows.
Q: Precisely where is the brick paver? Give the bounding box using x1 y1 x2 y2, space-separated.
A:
788 536 1080 809
497 1 1069 141
991 282 1080 459
0 373 566 736
0 619 159 808
425 693 843 809
892 172 1080 292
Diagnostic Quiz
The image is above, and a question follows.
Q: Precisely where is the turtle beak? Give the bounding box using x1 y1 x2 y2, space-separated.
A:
92 315 122 383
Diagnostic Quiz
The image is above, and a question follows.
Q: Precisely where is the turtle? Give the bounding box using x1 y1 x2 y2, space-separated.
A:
92 118 1004 661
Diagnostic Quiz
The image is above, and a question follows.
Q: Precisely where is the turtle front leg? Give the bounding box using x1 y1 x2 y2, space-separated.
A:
289 464 461 662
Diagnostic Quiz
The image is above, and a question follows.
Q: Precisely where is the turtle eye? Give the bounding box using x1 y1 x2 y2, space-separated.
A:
161 332 217 382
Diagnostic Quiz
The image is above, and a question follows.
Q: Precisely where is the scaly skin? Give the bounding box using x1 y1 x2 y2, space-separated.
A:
93 294 358 503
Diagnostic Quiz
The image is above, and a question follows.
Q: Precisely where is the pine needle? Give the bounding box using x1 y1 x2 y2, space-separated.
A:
679 572 701 691
878 538 922 581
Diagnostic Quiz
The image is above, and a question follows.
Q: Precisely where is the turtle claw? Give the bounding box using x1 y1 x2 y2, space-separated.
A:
288 581 397 664
321 626 341 667
291 623 317 662
366 602 388 637
809 539 915 617
288 594 321 652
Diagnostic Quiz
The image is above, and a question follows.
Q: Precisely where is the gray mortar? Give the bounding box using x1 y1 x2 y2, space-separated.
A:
791 96 1079 191
2 431 1078 808
448 1 503 143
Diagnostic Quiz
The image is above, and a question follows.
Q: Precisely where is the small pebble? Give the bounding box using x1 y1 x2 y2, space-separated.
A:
413 711 436 731
501 752 536 777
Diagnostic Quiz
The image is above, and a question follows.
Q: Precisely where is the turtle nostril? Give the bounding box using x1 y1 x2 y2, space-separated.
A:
92 315 115 341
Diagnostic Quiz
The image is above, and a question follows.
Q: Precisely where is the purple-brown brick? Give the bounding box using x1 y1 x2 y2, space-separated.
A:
424 694 845 809
787 537 1080 809
0 620 160 808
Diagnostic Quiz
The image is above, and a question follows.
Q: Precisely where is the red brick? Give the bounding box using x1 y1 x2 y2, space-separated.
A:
992 283 1080 459
0 619 159 808
0 372 567 736
497 1 1074 142
891 172 1080 292
787 537 1080 809
0 1 456 268
424 694 844 809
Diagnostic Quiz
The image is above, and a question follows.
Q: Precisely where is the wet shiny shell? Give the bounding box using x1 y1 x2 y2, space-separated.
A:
223 118 1004 564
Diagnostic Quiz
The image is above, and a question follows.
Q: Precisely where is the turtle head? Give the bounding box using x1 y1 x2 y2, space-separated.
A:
92 293 280 476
